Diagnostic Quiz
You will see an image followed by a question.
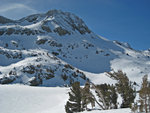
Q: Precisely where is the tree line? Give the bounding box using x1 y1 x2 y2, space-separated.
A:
65 70 143 113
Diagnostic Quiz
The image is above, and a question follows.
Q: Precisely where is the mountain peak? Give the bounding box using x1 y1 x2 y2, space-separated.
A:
0 9 91 36
44 9 92 35
46 9 64 16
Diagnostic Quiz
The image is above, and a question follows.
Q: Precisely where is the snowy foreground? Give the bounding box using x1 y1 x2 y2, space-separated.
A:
0 85 131 113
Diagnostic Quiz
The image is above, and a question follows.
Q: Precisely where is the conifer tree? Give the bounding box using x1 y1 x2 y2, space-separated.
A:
91 83 107 110
81 82 95 110
107 70 136 108
65 82 83 113
95 84 118 109
139 75 150 113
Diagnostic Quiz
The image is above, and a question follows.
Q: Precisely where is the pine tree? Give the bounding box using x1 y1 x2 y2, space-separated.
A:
81 82 95 110
65 82 83 113
139 75 150 113
107 70 136 108
95 84 118 109
91 83 107 110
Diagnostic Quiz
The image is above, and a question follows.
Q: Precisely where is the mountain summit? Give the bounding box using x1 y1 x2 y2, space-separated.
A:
0 10 150 86
0 10 91 36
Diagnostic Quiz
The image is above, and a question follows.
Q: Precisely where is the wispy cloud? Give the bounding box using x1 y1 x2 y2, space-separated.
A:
0 3 37 13
0 3 38 19
0 0 66 19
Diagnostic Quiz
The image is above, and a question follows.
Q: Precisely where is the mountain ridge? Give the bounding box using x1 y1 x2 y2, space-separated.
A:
0 9 150 86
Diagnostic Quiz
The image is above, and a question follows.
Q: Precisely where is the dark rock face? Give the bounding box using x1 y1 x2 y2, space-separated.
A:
0 16 14 24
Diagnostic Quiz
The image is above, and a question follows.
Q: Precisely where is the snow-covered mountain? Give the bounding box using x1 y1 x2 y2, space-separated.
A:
0 9 150 86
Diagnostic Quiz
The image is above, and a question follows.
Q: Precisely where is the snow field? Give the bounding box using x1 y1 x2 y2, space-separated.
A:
0 85 132 113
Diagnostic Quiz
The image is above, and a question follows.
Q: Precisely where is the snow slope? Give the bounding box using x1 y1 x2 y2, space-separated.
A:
0 85 68 113
0 48 88 86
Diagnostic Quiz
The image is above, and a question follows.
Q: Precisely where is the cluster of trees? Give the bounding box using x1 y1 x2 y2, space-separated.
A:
107 70 136 108
65 70 136 113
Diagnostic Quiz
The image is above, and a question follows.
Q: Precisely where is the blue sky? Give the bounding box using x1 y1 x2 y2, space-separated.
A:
0 0 150 50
